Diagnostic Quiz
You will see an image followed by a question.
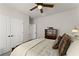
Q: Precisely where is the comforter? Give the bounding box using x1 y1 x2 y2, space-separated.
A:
10 38 58 56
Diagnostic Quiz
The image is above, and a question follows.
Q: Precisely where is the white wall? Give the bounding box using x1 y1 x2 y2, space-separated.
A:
34 8 79 38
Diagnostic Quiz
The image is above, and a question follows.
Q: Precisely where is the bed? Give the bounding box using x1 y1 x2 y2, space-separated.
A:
66 40 79 56
11 33 73 56
10 38 58 56
10 27 72 56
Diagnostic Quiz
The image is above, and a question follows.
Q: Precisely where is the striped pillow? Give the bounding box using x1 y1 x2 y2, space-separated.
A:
59 34 71 56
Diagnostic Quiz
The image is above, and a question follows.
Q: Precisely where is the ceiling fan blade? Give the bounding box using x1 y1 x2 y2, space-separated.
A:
40 9 43 13
30 6 38 11
43 4 54 8
35 3 43 5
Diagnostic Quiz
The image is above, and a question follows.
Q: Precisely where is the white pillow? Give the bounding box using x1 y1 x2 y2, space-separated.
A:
67 40 79 56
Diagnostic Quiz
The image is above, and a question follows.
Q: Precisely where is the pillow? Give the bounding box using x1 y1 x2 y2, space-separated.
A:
58 34 71 56
53 36 62 49
53 33 66 49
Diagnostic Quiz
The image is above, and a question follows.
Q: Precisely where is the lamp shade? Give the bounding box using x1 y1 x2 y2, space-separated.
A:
72 26 79 33
72 29 78 33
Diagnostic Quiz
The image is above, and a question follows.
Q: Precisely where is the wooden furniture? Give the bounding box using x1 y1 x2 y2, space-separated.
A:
45 27 58 40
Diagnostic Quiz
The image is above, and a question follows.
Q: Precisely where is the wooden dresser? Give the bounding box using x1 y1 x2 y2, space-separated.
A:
45 27 58 40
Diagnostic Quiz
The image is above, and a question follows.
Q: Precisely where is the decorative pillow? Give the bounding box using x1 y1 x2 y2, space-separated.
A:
58 34 71 56
53 33 66 49
61 33 67 39
53 36 62 49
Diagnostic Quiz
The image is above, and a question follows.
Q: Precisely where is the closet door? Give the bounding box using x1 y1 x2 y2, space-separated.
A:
30 24 37 39
0 16 11 54
6 17 11 50
11 19 23 48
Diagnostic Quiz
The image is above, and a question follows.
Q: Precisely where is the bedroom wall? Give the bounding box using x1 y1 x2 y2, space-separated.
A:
29 16 34 39
33 8 79 38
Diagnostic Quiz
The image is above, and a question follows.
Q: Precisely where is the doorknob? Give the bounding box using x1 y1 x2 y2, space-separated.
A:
8 35 13 37
11 35 13 37
8 35 10 37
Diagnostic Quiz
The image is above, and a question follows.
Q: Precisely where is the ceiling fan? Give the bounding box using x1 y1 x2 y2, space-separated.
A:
30 3 54 13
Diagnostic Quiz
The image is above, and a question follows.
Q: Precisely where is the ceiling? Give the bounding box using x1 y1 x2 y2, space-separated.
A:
0 3 79 19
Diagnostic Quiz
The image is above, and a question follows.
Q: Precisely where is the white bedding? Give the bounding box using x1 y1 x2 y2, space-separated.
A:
11 38 58 56
67 40 79 56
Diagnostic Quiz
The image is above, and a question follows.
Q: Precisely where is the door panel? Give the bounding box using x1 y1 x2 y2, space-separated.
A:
6 17 11 49
30 24 37 39
11 19 23 47
0 19 7 49
0 16 11 54
0 16 23 54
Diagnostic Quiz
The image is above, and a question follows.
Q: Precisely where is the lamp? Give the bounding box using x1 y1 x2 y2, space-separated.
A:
72 27 79 33
72 26 79 40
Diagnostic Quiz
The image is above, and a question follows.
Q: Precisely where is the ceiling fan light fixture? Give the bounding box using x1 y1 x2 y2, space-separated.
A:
38 5 42 9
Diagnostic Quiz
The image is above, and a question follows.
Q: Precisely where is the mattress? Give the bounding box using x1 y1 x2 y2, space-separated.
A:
10 38 58 56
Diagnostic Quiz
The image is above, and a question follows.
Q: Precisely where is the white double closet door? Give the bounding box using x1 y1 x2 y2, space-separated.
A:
10 19 23 48
0 16 23 54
